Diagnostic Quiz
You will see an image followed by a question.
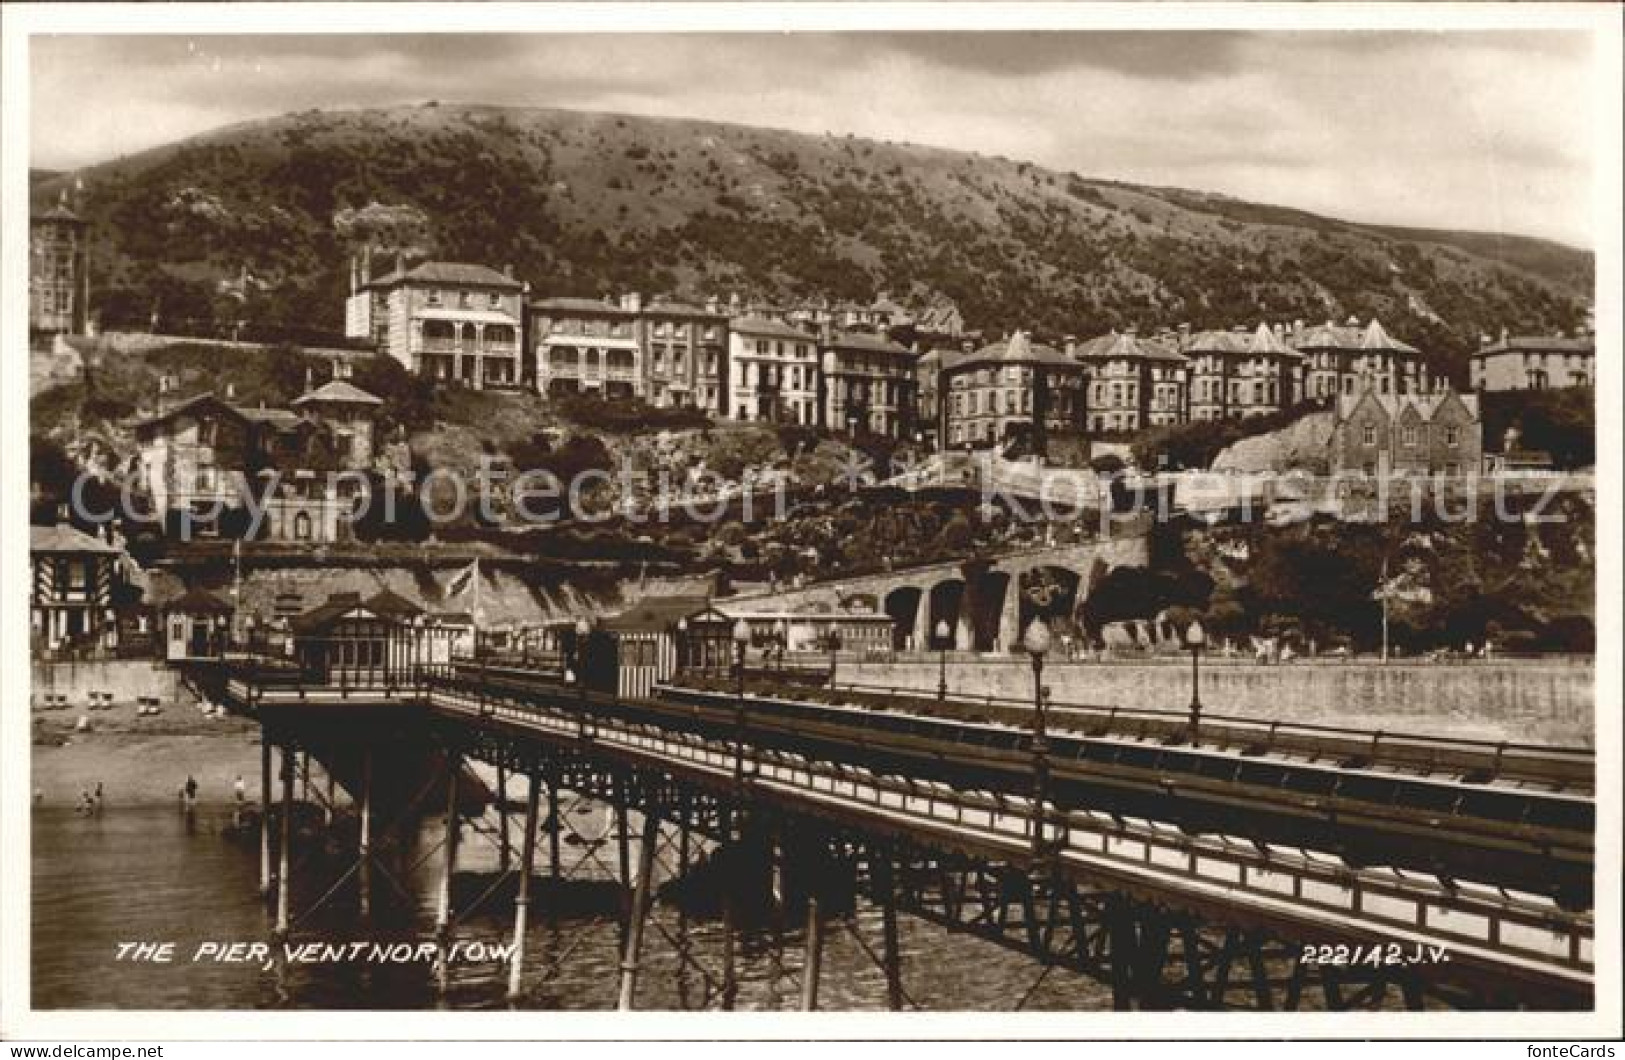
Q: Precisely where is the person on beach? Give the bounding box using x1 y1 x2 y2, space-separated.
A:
234 774 246 802
181 774 198 812
93 782 104 813
78 789 95 816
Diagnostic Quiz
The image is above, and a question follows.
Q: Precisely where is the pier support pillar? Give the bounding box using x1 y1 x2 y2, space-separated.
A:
546 770 562 881
497 764 511 874
721 812 738 1010
435 750 461 936
506 771 541 1003
358 747 373 919
274 744 295 940
800 894 824 1011
616 778 632 892
258 737 273 898
617 811 661 1010
876 856 904 1011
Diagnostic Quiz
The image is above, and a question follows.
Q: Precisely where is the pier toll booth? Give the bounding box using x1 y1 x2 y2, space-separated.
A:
599 595 711 699
164 587 233 662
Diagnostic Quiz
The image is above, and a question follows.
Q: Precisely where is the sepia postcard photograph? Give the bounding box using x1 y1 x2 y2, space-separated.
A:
2 1 1620 1044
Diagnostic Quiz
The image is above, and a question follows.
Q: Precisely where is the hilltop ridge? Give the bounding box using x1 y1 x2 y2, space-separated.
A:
31 103 1592 372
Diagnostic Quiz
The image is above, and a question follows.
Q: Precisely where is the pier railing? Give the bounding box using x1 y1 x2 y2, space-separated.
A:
675 674 1594 793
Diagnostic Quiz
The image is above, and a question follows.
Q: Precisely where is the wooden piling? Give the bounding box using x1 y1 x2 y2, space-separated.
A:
258 736 273 897
616 811 661 1010
435 750 460 935
274 744 295 939
546 770 562 880
616 779 632 892
497 764 511 874
358 747 372 919
800 894 823 1011
506 771 542 1003
876 856 903 1011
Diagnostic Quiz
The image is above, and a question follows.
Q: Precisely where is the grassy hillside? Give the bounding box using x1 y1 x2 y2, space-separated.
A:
32 104 1591 377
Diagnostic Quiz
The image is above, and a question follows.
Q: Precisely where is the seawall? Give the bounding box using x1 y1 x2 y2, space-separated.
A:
31 659 186 707
836 657 1594 747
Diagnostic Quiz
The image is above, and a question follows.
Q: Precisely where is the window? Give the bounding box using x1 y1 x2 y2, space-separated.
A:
293 512 313 541
488 292 501 308
1445 426 1459 447
426 290 443 307
459 292 473 308
1402 425 1417 447
1362 424 1376 447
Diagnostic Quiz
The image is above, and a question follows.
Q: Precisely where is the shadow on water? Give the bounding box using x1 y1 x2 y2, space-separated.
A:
33 802 1121 1011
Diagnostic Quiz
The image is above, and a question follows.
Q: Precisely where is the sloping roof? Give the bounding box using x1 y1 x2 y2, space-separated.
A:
601 594 712 634
1359 319 1418 354
645 299 726 319
363 588 426 620
730 315 818 341
530 296 638 315
290 591 404 635
128 393 247 431
1180 329 1249 355
1246 324 1305 360
293 380 385 407
235 406 304 428
37 202 83 224
401 261 524 289
30 524 119 555
1335 389 1480 422
165 587 233 615
942 331 1078 373
1293 321 1363 350
1080 331 1189 365
826 330 911 356
1475 334 1595 356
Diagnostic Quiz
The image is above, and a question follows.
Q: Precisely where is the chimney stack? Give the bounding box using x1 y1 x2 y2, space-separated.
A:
503 263 514 279
225 382 236 401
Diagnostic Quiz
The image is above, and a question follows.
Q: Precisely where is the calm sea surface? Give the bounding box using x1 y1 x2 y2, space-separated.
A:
33 803 1115 1011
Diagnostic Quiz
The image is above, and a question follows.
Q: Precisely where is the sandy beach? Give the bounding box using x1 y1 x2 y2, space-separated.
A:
31 699 264 807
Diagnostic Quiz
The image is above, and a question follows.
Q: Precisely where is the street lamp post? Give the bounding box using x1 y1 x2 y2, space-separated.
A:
773 619 789 677
1022 618 1053 862
574 617 591 740
1185 619 1206 745
731 618 752 789
935 619 951 702
826 627 843 690
675 616 689 680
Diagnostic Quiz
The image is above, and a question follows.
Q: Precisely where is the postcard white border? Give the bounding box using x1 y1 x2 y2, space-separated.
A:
2 0 1619 1041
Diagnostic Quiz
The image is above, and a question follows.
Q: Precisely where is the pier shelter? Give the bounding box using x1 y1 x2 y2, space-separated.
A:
163 587 233 662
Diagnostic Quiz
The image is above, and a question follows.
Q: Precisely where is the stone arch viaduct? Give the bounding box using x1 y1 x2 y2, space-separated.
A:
725 522 1152 653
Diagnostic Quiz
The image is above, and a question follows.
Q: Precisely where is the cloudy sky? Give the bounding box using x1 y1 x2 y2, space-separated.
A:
29 28 1599 247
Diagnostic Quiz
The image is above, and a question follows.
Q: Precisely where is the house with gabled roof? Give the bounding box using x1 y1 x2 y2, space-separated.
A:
1071 328 1189 434
728 315 821 425
30 523 125 653
1330 384 1481 478
1469 330 1594 392
939 331 1086 454
818 329 918 438
130 376 383 543
1291 316 1431 403
345 252 525 390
